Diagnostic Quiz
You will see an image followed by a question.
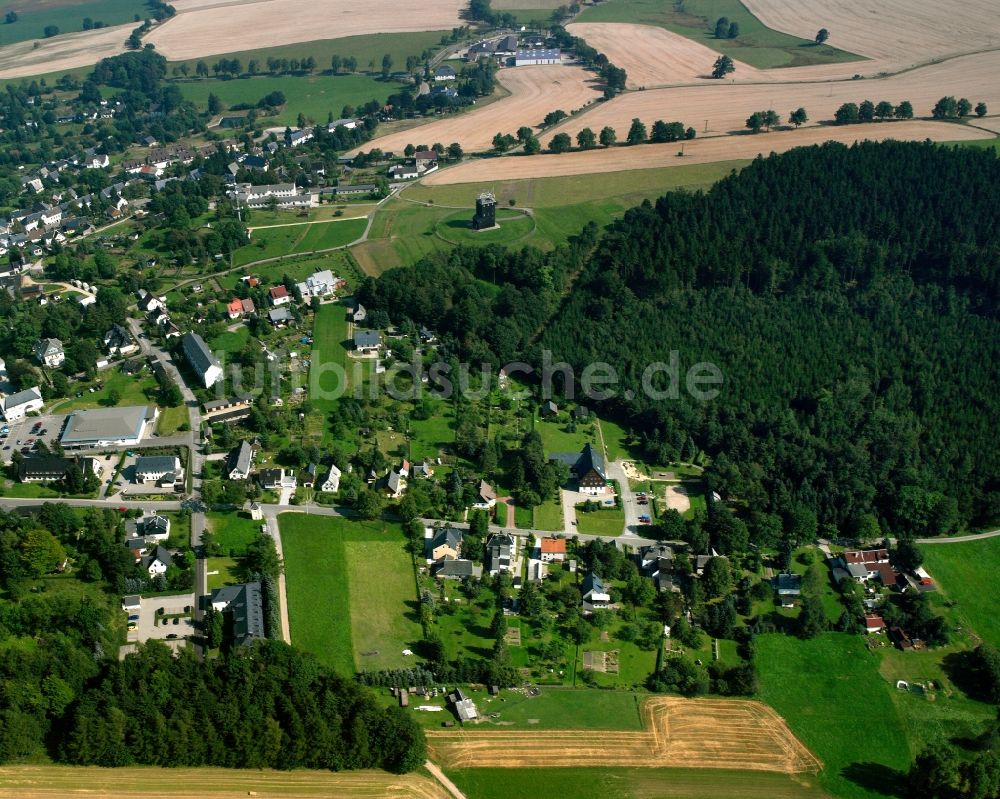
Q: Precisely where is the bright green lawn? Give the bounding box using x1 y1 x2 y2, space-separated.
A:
756 633 910 799
0 0 142 47
177 74 399 127
536 414 597 456
156 404 188 436
435 208 535 246
478 688 644 730
280 514 420 674
577 0 862 69
533 497 564 531
309 302 351 409
235 218 367 265
49 372 158 413
407 405 455 461
447 767 831 799
575 507 625 536
922 537 1000 648
209 326 250 355
206 512 262 556
207 556 239 591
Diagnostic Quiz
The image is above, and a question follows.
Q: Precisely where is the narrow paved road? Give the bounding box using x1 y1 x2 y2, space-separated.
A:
916 528 1000 544
262 508 292 644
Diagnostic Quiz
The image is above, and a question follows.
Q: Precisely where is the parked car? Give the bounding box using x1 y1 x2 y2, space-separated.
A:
128 614 139 621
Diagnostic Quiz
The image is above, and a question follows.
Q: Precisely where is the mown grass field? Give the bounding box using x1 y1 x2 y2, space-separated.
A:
309 302 351 409
532 497 564 531
155 404 188 436
756 633 911 799
447 767 831 799
206 511 262 556
49 371 158 413
922 537 1000 648
575 506 625 536
473 687 645 729
176 74 399 127
0 0 142 47
236 218 367 266
353 160 745 274
576 0 862 69
280 514 421 674
435 208 535 246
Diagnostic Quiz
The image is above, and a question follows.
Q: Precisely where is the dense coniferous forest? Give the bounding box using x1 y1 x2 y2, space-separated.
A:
362 141 1000 538
0 508 425 771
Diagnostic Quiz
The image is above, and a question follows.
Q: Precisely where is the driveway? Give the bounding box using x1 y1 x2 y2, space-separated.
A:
607 460 643 536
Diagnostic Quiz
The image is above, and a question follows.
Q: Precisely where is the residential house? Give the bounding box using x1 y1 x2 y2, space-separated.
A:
351 302 367 323
473 480 497 510
413 150 438 169
434 65 457 81
384 468 406 498
226 441 255 480
34 337 65 368
538 537 566 562
320 464 342 493
540 400 558 417
388 163 419 180
181 331 223 388
449 688 478 721
353 329 381 354
0 386 43 422
103 324 137 356
302 463 319 488
134 455 181 486
269 285 291 306
573 443 607 495
485 533 514 575
775 573 802 607
268 307 293 327
137 288 166 314
226 298 245 319
434 558 482 580
286 128 313 147
865 614 887 633
296 269 339 299
412 460 435 479
209 582 265 647
581 572 611 612
431 527 463 561
132 514 171 541
259 468 296 491
327 118 357 131
141 545 173 576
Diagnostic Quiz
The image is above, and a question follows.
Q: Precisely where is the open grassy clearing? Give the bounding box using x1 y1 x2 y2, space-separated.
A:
575 506 625 536
48 371 158 413
206 511 262 556
0 0 142 47
177 74 399 127
532 497 564 531
575 0 860 69
756 632 911 799
206 555 238 591
435 208 535 245
922 537 1000 648
472 687 645 730
280 514 420 674
309 301 352 410
235 218 367 265
155 404 188 436
0 765 450 798
447 767 831 799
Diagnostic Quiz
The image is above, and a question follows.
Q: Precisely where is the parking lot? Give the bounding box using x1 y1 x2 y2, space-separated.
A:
127 592 196 644
0 412 68 464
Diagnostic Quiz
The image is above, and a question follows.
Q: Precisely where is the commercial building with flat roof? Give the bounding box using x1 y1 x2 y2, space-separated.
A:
61 405 157 448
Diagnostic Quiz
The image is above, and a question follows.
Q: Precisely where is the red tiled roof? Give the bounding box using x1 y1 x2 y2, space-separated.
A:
864 614 886 630
843 548 889 565
540 537 566 554
270 286 288 299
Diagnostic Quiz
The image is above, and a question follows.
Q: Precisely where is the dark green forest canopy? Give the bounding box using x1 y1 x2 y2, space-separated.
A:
362 141 1000 536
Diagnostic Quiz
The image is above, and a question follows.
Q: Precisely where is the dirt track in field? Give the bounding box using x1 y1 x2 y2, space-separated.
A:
427 697 822 773
355 64 603 154
0 766 449 799
566 22 769 88
144 0 466 61
421 121 991 185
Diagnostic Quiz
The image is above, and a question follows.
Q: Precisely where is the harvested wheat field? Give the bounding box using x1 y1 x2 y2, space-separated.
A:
542 49 1000 140
423 121 991 185
566 23 769 88
356 64 602 154
0 766 448 799
744 0 1000 68
144 0 465 61
427 697 821 773
0 25 130 79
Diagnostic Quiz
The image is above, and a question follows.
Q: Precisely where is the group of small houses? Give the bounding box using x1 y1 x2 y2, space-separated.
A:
774 545 935 650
